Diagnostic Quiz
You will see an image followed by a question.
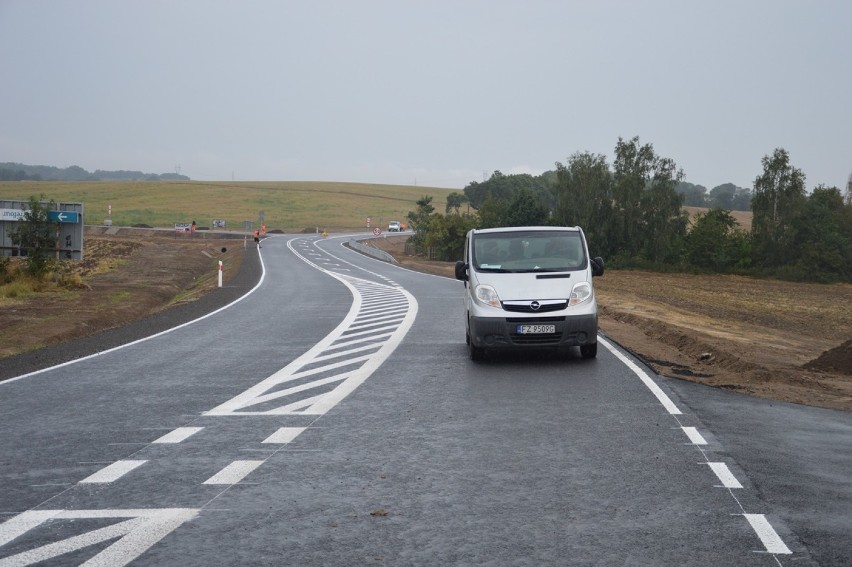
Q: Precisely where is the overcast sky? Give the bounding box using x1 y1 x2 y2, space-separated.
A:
1 0 850 190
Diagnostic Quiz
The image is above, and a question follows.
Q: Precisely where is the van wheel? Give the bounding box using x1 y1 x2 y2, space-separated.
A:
580 342 597 359
469 342 485 361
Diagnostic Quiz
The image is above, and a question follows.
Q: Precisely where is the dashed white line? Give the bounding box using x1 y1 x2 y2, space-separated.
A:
707 462 743 488
203 460 264 485
153 427 204 444
263 427 306 444
742 514 792 554
79 460 147 484
681 426 708 445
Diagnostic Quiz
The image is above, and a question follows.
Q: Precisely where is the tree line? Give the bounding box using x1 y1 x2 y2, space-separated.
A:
0 162 189 181
406 137 851 283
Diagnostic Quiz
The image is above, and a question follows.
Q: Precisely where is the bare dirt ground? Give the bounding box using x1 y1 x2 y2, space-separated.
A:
2 231 850 412
0 228 246 359
366 235 852 412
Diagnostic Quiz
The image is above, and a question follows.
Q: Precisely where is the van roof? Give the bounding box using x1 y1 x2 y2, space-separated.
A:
472 226 581 235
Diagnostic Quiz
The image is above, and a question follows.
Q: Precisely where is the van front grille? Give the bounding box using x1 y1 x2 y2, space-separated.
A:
502 301 567 313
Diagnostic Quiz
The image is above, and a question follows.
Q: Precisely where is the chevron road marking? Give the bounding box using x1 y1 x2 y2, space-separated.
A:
0 509 197 567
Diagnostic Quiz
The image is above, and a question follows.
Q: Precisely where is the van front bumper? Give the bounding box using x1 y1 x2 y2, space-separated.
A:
469 314 598 349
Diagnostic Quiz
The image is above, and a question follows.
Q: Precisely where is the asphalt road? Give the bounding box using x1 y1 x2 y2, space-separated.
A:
0 233 849 566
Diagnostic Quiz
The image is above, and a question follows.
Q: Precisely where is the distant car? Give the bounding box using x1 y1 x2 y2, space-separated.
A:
388 221 401 232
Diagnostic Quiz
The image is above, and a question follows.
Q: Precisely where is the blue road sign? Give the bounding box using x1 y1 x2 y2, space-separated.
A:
48 211 80 223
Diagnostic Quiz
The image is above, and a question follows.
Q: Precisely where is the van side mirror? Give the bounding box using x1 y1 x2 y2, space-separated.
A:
455 261 468 281
591 257 605 277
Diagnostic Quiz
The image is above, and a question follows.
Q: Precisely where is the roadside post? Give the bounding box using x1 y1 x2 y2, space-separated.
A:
218 260 223 288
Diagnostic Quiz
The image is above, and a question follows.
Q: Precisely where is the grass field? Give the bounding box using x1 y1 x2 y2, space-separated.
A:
0 180 455 232
1 180 755 234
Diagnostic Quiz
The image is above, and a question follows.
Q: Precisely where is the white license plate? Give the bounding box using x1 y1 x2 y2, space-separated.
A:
517 324 556 334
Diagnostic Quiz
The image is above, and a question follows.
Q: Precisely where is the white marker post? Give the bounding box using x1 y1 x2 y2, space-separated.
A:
218 260 223 288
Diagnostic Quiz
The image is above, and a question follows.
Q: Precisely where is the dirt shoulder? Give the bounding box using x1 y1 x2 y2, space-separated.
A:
366 235 852 412
0 228 254 379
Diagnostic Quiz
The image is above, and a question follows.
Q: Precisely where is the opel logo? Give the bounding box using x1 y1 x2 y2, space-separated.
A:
530 301 541 311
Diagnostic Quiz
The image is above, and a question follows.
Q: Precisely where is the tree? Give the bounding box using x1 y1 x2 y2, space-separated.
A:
553 152 613 255
686 209 751 271
708 183 737 209
463 170 553 211
612 136 686 262
751 148 807 268
475 195 511 229
790 185 851 281
503 188 549 227
445 192 469 214
675 181 708 207
422 213 478 261
406 195 437 254
8 195 59 276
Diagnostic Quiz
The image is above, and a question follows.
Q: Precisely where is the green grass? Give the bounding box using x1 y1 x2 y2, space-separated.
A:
108 291 132 303
0 180 455 231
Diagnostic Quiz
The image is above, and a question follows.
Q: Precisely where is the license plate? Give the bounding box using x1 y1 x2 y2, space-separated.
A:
517 324 556 334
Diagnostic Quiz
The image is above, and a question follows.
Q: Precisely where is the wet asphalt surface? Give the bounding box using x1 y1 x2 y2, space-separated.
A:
1 235 849 565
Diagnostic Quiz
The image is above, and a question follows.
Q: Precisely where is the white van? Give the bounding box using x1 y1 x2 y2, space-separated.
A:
454 226 604 360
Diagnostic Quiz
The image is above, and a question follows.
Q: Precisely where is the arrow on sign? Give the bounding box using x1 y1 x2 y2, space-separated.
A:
47 211 79 223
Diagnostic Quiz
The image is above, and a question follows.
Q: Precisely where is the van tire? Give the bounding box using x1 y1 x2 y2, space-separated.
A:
580 342 597 359
469 337 485 361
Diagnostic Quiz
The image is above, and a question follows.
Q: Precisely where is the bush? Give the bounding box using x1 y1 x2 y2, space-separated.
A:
0 257 11 284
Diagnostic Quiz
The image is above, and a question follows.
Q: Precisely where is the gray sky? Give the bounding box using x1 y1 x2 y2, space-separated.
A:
1 0 850 190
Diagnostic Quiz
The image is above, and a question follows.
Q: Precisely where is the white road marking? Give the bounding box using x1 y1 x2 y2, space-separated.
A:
263 427 306 444
205 242 418 416
79 460 147 484
202 460 264 485
681 426 708 445
598 337 682 415
742 514 792 554
598 335 792 557
707 462 743 488
1 247 267 385
153 427 204 444
0 508 197 567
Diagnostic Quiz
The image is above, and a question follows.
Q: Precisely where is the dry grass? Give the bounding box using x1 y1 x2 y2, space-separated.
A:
0 180 455 232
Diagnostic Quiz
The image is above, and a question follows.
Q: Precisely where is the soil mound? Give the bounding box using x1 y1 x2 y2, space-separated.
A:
804 340 852 375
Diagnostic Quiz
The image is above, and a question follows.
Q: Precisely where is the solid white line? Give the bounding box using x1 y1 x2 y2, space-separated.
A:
742 514 792 554
708 462 743 488
1 247 267 385
598 336 682 415
79 460 147 484
263 427 306 444
682 426 708 445
152 427 204 444
202 460 264 485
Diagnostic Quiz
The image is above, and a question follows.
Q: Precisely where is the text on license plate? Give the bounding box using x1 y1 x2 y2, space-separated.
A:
517 324 556 334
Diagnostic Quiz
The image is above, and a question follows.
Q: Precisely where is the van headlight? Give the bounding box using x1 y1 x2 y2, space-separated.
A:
569 282 592 305
474 284 501 308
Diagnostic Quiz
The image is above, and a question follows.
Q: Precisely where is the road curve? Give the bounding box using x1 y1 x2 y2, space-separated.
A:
0 233 849 566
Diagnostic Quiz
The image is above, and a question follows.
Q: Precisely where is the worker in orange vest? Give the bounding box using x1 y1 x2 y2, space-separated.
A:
253 229 261 248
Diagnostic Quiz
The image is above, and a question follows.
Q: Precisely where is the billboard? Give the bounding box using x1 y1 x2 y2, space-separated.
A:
0 200 84 259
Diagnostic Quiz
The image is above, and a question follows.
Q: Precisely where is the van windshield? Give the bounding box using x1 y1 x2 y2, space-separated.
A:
472 231 586 272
